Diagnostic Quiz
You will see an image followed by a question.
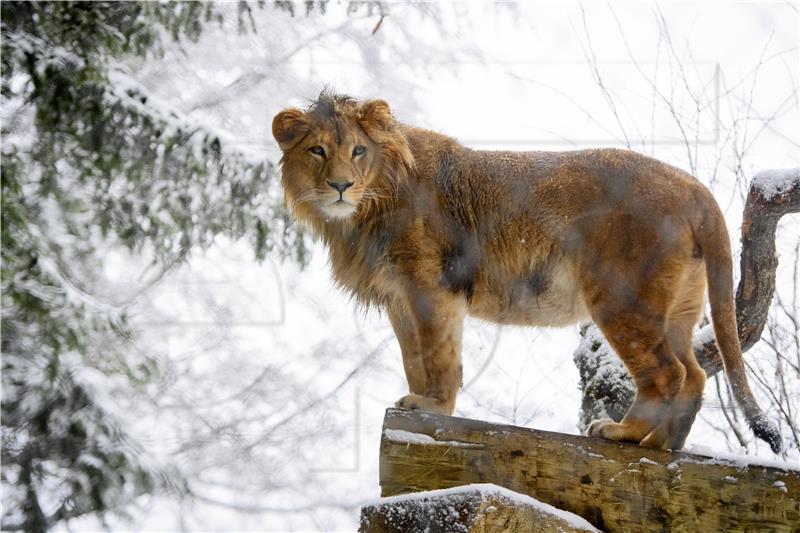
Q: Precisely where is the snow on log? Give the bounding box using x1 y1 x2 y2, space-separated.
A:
378 408 800 532
360 484 598 533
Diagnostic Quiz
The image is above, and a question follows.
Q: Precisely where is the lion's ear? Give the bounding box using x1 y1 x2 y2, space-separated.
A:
272 108 309 151
359 99 394 132
359 99 414 173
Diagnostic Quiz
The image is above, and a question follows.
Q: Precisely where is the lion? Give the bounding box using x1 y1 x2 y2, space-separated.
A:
272 91 782 453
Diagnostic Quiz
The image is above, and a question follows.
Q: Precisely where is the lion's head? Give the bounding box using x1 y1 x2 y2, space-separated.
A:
272 92 414 225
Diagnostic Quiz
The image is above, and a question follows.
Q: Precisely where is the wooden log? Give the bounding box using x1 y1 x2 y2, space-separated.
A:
360 484 599 533
379 408 800 532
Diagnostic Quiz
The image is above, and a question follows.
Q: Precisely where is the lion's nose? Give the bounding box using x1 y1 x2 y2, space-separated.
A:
327 180 354 194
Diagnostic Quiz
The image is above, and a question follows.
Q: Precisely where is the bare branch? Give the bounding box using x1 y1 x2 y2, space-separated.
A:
576 4 632 149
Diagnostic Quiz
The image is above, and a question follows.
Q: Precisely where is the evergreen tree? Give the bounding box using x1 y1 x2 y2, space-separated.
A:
0 1 322 529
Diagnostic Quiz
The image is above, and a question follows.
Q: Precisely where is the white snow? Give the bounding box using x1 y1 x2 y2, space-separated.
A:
752 168 800 199
692 324 716 350
364 483 600 532
383 428 438 445
681 445 799 471
107 70 269 166
383 429 483 448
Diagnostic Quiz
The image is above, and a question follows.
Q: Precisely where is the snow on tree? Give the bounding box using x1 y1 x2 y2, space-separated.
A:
0 2 319 528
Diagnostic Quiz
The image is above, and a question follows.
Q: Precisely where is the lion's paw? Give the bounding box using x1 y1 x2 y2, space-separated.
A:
395 394 451 415
586 418 618 439
587 418 651 444
638 431 668 449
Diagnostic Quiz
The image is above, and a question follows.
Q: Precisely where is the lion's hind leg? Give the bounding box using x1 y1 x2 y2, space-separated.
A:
586 336 686 444
640 270 707 449
576 211 704 446
585 302 687 445
638 326 706 449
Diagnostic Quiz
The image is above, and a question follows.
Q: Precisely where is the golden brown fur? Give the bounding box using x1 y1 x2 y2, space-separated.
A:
272 92 782 453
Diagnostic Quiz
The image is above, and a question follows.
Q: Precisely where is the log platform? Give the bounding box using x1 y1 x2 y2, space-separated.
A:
375 408 800 532
360 483 599 533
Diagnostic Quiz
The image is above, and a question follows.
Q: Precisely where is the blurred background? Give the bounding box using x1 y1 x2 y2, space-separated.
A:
2 1 798 531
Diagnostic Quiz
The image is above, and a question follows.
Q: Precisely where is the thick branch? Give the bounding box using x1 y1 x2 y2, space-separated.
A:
696 170 800 375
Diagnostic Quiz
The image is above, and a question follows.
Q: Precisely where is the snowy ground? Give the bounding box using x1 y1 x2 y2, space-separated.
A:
68 2 798 531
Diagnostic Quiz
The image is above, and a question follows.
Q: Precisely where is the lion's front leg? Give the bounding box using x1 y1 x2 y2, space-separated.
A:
387 289 466 416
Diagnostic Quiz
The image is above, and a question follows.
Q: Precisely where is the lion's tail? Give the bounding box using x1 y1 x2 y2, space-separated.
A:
697 199 782 454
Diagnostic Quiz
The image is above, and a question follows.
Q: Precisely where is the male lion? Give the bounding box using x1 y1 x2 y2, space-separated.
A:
272 92 782 453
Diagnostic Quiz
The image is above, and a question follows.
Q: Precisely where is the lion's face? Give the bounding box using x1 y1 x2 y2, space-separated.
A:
272 95 411 222
274 111 381 220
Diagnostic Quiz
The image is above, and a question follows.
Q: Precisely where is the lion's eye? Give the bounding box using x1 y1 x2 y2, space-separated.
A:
309 146 326 157
352 145 366 157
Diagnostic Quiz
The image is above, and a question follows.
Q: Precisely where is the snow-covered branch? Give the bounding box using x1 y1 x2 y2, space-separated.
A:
695 168 800 374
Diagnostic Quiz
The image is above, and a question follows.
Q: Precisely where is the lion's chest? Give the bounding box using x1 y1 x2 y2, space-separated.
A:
327 233 398 306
